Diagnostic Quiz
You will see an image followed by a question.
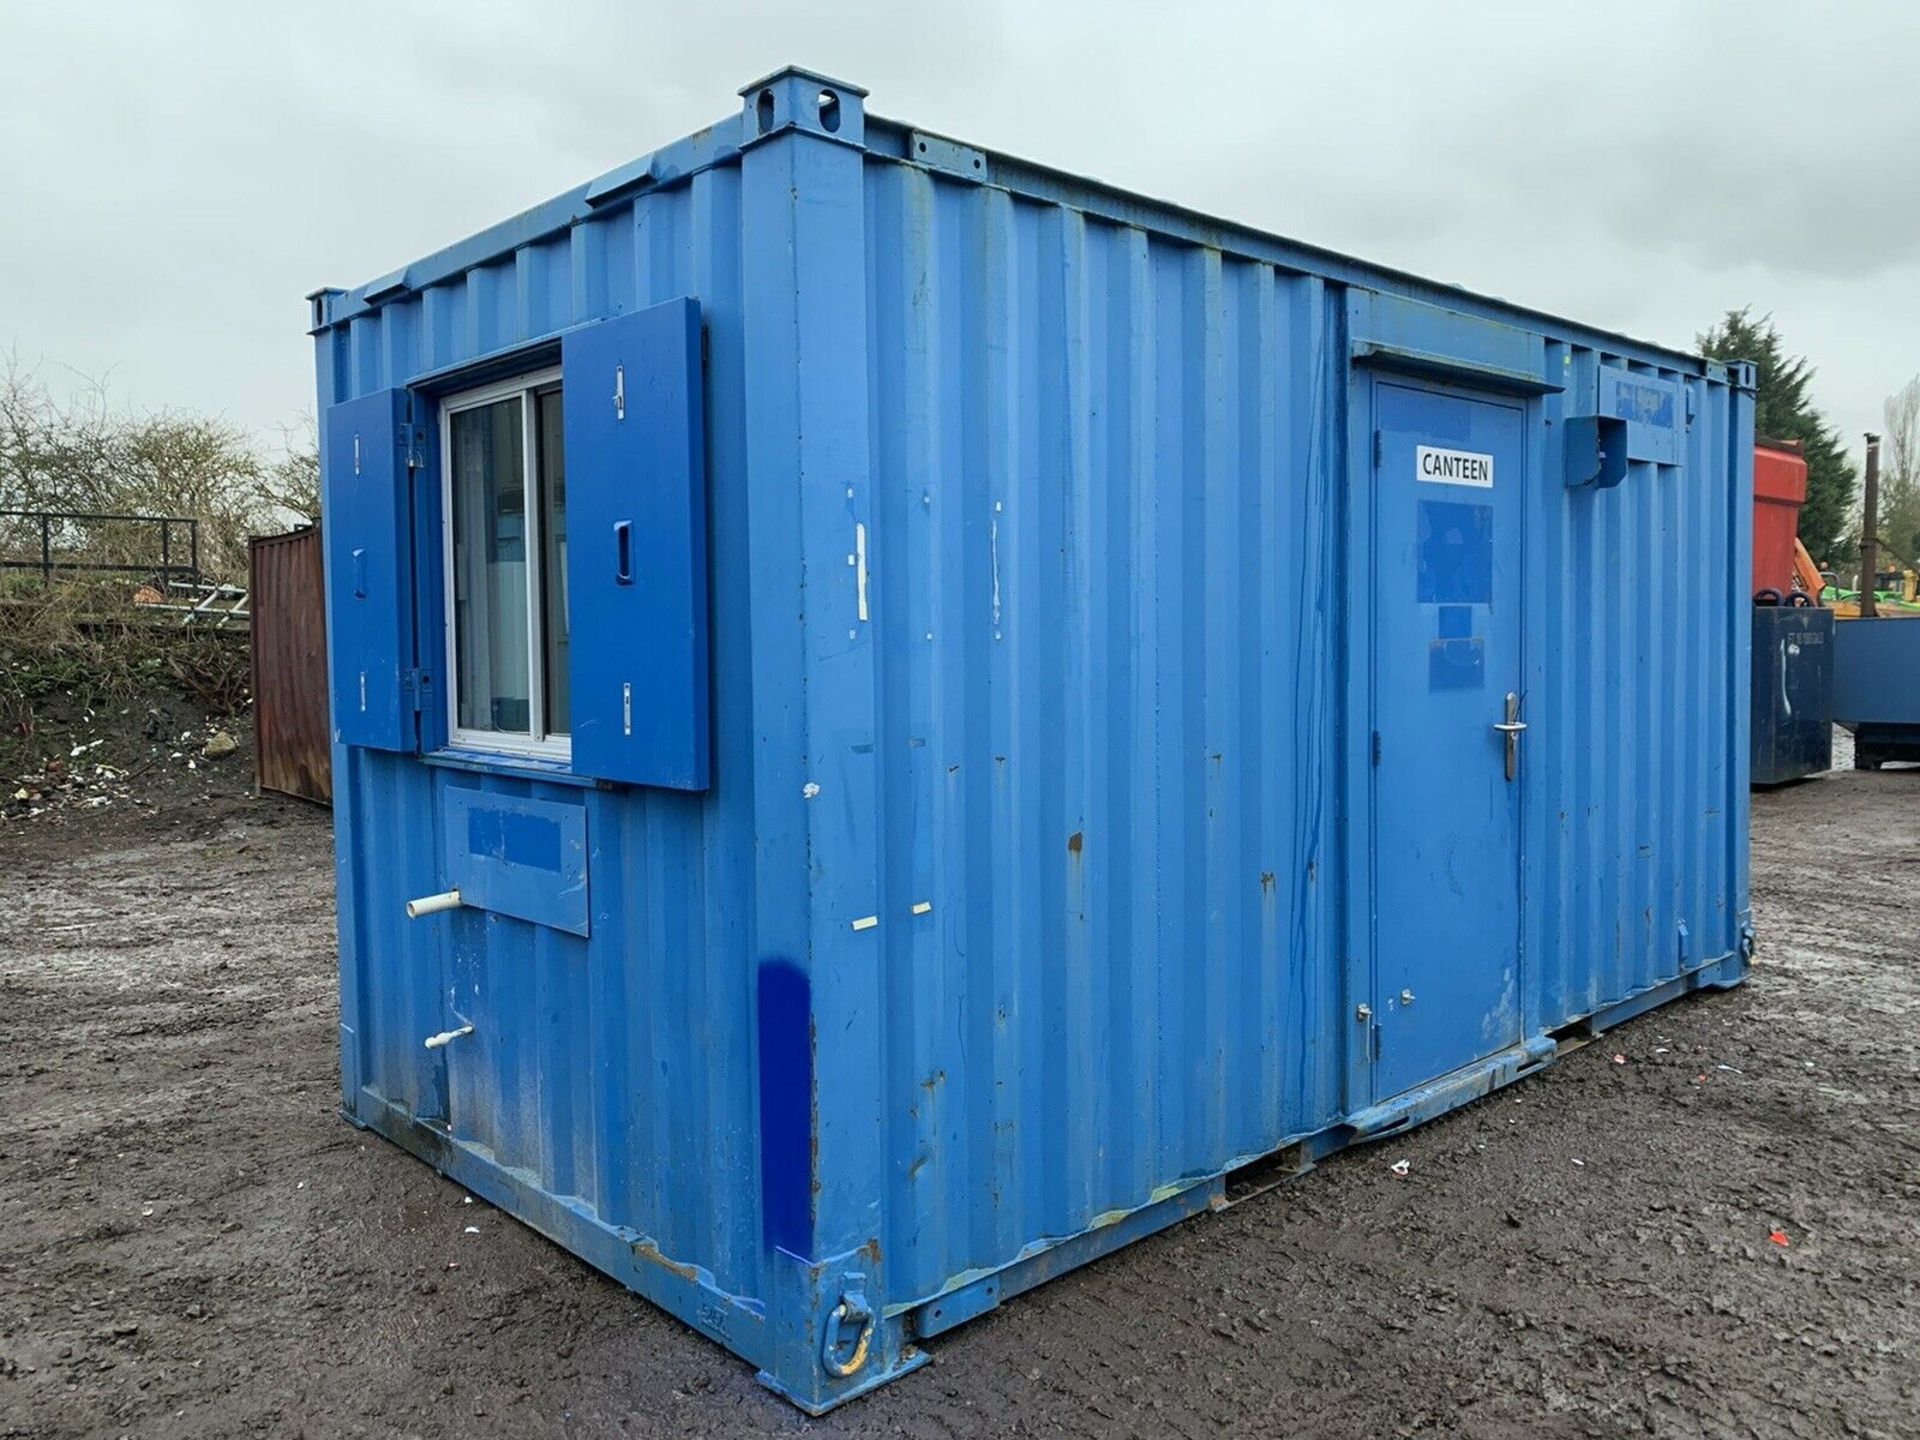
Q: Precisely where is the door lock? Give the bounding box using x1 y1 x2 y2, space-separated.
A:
1492 691 1527 781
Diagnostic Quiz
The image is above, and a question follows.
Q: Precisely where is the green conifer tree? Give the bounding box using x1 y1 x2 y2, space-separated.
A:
1698 309 1857 565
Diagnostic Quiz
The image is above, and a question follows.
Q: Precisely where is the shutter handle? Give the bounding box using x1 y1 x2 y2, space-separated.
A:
614 520 633 585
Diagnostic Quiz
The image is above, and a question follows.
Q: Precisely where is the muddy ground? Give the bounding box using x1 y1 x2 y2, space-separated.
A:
0 739 1915 1440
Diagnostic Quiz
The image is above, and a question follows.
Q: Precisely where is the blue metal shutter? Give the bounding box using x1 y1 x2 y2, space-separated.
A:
561 298 711 790
322 388 420 753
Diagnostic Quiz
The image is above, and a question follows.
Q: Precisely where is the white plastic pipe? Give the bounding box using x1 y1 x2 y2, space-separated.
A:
406 888 462 919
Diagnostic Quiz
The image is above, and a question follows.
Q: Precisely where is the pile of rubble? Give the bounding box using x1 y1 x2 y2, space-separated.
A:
2 717 242 824
6 749 138 821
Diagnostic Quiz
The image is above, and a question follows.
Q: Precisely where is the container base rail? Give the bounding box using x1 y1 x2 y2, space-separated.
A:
344 947 1746 1411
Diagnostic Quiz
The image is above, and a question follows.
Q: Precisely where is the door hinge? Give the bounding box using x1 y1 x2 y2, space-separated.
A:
1354 1005 1381 1062
1372 430 1383 468
397 422 426 471
1371 730 1382 766
401 668 429 713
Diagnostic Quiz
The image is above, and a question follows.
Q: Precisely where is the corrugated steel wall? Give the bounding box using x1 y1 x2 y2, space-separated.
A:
326 164 775 1310
851 165 1749 1305
336 762 767 1299
315 71 1750 1400
249 527 331 804
859 167 1347 1299
1525 349 1749 1029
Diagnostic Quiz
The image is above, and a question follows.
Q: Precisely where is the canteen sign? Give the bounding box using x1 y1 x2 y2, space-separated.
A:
1416 445 1494 488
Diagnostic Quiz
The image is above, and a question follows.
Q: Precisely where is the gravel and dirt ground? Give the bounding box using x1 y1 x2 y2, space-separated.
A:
0 733 1915 1439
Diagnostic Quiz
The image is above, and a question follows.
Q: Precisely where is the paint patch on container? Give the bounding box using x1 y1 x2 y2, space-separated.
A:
1430 636 1485 690
1417 500 1493 605
756 961 814 1257
1603 371 1679 429
467 808 564 872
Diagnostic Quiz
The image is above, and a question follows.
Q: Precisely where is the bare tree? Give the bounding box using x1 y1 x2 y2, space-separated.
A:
257 417 320 527
0 353 119 515
1881 376 1920 565
0 353 294 583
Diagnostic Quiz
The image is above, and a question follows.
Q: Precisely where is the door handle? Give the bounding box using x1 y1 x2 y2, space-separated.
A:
613 520 633 585
1495 692 1524 781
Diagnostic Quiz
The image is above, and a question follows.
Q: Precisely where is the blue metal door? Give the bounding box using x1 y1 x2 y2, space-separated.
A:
1370 380 1526 1097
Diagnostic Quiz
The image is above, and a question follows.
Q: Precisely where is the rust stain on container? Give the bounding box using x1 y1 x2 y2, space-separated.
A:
249 526 331 804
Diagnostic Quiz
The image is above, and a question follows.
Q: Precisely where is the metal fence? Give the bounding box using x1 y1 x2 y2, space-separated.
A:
0 509 201 589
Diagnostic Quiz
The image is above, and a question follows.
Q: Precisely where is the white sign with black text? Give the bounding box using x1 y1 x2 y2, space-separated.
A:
1416 445 1494 488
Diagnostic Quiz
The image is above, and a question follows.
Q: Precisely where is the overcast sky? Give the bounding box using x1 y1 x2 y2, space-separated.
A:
3 2 1915 461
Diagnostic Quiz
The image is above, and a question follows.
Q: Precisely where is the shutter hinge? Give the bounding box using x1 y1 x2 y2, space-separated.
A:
397 423 426 471
401 668 429 713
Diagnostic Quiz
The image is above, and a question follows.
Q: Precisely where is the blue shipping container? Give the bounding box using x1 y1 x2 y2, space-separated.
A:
1832 617 1920 766
311 67 1755 1411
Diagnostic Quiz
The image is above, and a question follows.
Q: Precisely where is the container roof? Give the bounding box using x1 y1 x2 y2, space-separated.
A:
312 65 1717 377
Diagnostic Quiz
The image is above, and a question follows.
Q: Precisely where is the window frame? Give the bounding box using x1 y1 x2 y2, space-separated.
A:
438 366 571 763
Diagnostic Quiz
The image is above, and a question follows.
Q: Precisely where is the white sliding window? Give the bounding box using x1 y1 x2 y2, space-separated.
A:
442 368 570 758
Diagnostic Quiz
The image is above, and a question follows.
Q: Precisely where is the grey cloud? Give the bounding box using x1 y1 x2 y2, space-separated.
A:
1 0 1913 454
